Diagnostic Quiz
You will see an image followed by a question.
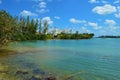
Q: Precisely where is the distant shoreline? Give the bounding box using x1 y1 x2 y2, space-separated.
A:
97 36 120 38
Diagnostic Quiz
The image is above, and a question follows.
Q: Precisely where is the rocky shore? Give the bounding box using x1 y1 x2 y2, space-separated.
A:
0 48 57 80
0 62 57 80
0 64 80 80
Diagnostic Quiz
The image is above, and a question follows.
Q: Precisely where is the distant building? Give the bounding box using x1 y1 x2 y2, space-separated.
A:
52 27 61 39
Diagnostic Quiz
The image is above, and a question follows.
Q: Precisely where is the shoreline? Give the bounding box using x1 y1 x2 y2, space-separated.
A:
0 62 57 80
0 48 17 57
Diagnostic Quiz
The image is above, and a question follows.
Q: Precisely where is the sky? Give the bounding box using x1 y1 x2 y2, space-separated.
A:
0 0 120 36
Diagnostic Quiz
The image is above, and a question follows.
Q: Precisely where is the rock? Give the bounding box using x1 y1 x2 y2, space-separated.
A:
44 76 56 80
45 76 56 80
0 65 9 74
0 65 8 70
30 75 42 80
32 69 45 75
45 73 56 80
22 62 37 68
16 70 29 75
0 70 8 74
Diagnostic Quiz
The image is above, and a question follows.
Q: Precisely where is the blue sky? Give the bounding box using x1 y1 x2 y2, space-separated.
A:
0 0 120 36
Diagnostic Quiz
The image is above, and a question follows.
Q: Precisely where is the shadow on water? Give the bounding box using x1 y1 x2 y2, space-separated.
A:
0 48 18 57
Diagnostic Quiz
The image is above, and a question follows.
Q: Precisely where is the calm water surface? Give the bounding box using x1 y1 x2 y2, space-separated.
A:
1 38 120 80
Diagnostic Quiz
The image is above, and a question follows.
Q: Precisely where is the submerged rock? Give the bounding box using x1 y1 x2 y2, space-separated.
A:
30 75 42 80
45 73 56 80
15 69 29 75
0 48 17 57
22 62 37 68
32 69 45 75
44 76 56 80
47 77 56 80
0 70 8 74
0 65 9 74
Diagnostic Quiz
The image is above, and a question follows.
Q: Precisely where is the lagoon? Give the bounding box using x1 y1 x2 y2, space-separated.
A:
0 38 120 80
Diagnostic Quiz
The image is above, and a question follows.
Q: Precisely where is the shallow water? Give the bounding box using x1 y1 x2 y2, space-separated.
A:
1 38 120 80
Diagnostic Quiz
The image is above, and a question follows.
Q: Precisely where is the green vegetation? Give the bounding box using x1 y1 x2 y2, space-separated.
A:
98 35 120 38
0 10 94 47
57 32 94 39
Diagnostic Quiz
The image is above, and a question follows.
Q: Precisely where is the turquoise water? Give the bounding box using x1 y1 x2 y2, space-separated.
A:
1 38 120 80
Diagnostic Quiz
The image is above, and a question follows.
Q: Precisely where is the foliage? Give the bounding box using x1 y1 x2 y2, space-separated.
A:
98 35 120 38
58 32 94 40
0 10 13 46
0 10 94 47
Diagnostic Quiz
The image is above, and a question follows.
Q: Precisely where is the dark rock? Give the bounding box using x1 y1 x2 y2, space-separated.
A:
45 74 56 80
32 69 45 75
0 71 9 74
48 77 56 80
30 76 41 80
16 70 29 75
22 63 37 68
44 76 56 80
0 65 9 74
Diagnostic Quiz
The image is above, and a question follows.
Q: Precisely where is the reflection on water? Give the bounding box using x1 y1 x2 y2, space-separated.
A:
0 39 120 80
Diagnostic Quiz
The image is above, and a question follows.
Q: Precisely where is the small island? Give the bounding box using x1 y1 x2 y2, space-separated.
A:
98 35 120 38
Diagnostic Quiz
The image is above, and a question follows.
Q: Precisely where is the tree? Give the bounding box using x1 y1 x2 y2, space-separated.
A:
30 19 35 34
0 10 13 46
39 19 42 34
0 9 95 47
26 16 30 35
34 19 38 34
43 20 49 34
74 31 79 39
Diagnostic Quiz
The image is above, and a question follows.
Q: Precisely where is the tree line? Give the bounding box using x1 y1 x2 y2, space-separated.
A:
0 10 94 46
98 36 120 38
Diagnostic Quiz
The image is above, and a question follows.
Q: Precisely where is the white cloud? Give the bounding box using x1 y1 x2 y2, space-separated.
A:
105 19 116 25
34 0 53 2
47 0 53 2
89 0 99 3
34 1 50 14
89 0 108 4
101 0 108 4
42 17 53 25
114 0 120 4
20 10 37 16
70 18 86 24
88 22 98 27
110 26 120 34
79 27 91 33
115 13 120 18
109 26 118 31
57 0 62 2
115 6 120 18
70 18 80 24
34 0 44 2
54 16 60 19
88 22 101 30
39 1 47 8
116 6 120 11
92 4 117 15
36 9 49 13
0 0 2 4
